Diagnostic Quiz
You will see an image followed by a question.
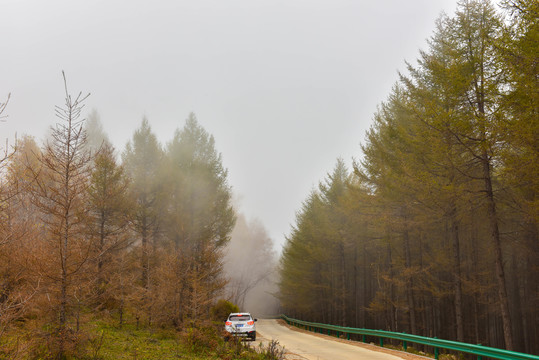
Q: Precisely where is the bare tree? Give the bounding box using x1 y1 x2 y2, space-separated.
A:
224 214 278 314
0 93 9 122
30 72 92 357
0 93 15 203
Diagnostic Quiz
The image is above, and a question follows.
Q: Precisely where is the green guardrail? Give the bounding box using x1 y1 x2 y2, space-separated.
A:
281 315 539 360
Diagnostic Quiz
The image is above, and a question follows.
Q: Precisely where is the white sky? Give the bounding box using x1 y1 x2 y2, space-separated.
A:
1 0 461 251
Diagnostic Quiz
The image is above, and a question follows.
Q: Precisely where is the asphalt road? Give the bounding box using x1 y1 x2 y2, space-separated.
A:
254 319 406 360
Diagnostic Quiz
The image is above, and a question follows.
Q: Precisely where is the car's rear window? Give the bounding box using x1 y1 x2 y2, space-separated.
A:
229 315 251 321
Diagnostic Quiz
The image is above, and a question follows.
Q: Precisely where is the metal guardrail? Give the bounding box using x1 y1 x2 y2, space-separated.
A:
281 315 539 360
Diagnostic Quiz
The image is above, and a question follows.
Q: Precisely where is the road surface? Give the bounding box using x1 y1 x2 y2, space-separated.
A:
255 319 407 360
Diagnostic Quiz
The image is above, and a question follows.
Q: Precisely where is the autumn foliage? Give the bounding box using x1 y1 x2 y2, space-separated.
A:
280 0 538 354
0 80 236 357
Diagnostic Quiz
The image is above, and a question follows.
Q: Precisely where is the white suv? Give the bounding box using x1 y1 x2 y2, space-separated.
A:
225 312 257 340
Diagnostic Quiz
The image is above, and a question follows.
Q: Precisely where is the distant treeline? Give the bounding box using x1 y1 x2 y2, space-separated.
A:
279 0 537 353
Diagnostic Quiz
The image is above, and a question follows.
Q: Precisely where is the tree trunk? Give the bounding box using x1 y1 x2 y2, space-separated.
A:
482 153 514 350
354 245 359 327
141 215 148 290
387 240 396 331
403 225 416 334
59 206 69 358
449 208 464 342
339 241 346 327
361 243 367 328
98 209 105 298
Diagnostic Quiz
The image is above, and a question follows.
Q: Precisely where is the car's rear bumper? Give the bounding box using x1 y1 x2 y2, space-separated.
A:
225 330 256 337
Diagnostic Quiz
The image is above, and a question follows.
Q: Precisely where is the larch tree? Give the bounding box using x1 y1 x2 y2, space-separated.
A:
163 113 235 322
86 143 131 305
30 72 92 357
122 118 164 324
280 191 332 321
84 109 111 153
165 113 235 253
280 0 536 351
432 1 513 348
0 93 12 168
498 0 539 350
0 120 42 346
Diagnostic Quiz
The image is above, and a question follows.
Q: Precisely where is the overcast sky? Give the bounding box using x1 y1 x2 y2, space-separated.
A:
2 0 461 251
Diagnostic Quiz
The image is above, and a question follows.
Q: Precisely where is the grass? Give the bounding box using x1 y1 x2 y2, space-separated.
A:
0 311 285 360
81 321 189 360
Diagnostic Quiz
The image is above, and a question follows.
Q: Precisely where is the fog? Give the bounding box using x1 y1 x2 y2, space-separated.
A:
1 0 460 250
222 212 280 317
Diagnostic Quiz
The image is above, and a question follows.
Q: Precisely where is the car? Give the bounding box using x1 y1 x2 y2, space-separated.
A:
224 312 257 341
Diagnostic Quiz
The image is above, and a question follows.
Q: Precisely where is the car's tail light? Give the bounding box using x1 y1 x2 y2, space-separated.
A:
247 321 254 325
225 321 232 325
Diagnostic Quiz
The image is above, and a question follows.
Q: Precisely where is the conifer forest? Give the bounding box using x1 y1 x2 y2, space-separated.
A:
280 0 538 354
0 0 537 357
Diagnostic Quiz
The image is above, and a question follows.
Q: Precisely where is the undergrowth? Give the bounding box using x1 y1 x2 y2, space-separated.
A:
0 312 285 360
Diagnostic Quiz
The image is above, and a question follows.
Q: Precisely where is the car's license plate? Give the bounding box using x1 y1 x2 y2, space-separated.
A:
236 324 243 327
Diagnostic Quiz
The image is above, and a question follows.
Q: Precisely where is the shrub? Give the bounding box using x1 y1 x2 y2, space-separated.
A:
210 299 239 322
258 340 286 360
182 323 221 354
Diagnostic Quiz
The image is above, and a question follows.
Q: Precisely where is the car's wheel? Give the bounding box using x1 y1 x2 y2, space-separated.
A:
250 333 256 341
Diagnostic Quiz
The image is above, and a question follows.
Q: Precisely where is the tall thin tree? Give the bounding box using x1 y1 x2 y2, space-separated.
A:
31 72 92 357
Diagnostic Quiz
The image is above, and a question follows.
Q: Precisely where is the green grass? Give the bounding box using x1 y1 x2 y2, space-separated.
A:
0 313 276 360
82 321 190 360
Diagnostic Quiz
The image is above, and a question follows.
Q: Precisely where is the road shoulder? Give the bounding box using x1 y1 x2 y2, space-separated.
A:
276 319 432 360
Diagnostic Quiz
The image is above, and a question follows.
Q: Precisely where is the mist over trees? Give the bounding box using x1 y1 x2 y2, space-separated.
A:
0 73 258 356
280 0 538 353
223 212 279 317
1 0 536 357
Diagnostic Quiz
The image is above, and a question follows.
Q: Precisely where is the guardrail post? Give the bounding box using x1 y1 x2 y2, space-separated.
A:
362 334 366 343
434 337 439 360
380 337 384 347
347 333 350 340
477 344 482 360
337 331 340 338
402 331 407 352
